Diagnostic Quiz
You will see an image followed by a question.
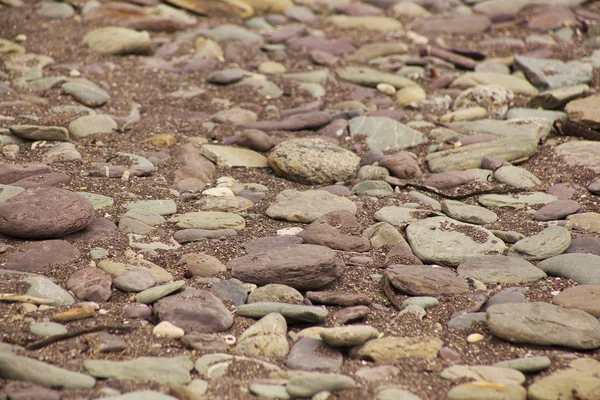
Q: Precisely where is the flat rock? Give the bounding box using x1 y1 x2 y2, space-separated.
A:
538 254 600 284
426 136 538 173
527 358 600 400
337 67 415 90
66 266 112 302
349 116 427 152
247 283 304 304
533 200 581 221
102 392 178 400
84 356 193 384
554 140 600 173
25 276 74 306
286 372 357 398
9 125 69 141
447 382 526 400
486 302 600 350
450 72 538 96
153 288 233 332
61 78 110 107
177 253 227 277
566 212 600 233
553 285 600 317
82 26 151 55
286 337 343 371
235 302 328 323
268 138 359 184
508 226 571 261
0 187 94 239
233 313 289 359
68 115 117 139
406 216 505 266
0 162 52 185
327 15 402 31
441 200 498 225
98 259 173 283
169 211 245 231
564 237 600 255
3 239 80 273
298 210 370 252
201 144 268 168
409 14 491 35
319 325 380 347
266 189 356 223
479 192 557 209
387 265 469 296
457 255 546 284
229 244 343 290
515 56 592 90
494 165 541 189
113 268 156 292
493 356 551 373
136 280 185 304
441 365 525 385
349 336 442 363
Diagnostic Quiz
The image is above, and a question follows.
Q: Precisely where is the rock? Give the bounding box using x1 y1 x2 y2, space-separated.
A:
229 244 343 290
43 143 82 163
66 267 112 302
441 365 525 385
233 313 289 359
136 280 185 304
426 136 538 173
515 55 592 90
153 321 185 339
406 216 505 266
486 302 600 350
30 321 67 337
0 187 94 239
102 391 178 400
538 253 600 284
533 200 581 221
153 288 233 332
352 180 394 197
123 304 152 319
268 138 359 184
564 237 600 255
9 125 69 141
350 336 442 363
555 140 600 173
449 119 550 141
447 382 526 400
508 226 571 261
494 165 541 189
36 1 75 18
553 285 600 317
178 253 227 277
387 265 469 296
454 85 513 119
3 239 80 273
235 302 328 323
169 211 245 231
379 151 422 179
450 72 538 96
25 276 74 307
479 192 557 209
164 0 253 18
247 284 303 305
266 189 356 223
566 212 600 233
84 356 193 384
286 337 343 371
527 358 600 400
0 353 96 389
201 144 268 168
327 15 402 31
349 116 427 152
448 313 487 330
98 259 173 283
0 163 52 185
493 356 551 373
61 78 110 107
82 26 151 55
346 42 408 63
196 196 254 214
337 67 415 90
298 211 370 252
119 209 165 235
441 200 498 225
457 255 546 284
306 291 371 306
286 372 357 398
68 115 117 139
409 14 491 35
319 325 380 347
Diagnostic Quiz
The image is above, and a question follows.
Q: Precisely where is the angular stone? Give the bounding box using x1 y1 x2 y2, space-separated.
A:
349 116 427 152
286 337 343 371
515 56 592 91
457 255 546 284
266 189 356 223
25 277 74 307
387 265 469 296
0 187 94 239
230 244 343 290
486 302 600 350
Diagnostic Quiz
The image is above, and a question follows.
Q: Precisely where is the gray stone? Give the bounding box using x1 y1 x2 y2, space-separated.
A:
286 372 357 398
374 206 432 226
555 140 600 172
449 119 550 141
250 384 290 400
194 353 281 379
447 382 526 400
36 1 75 18
406 216 505 266
210 278 247 306
349 336 443 363
319 325 380 347
101 392 178 400
533 200 581 221
98 259 173 283
566 212 600 233
119 209 165 235
458 255 546 284
68 115 117 139
29 322 67 337
493 356 551 373
486 302 600 350
202 24 263 43
201 144 268 168
508 226 571 261
235 77 283 99
376 387 422 400
0 353 95 389
327 15 401 31
196 196 254 214
286 337 343 371
494 166 541 189
169 211 245 231
441 200 498 225
450 72 538 96
266 189 356 223
174 228 237 243
124 199 176 215
84 356 193 384
479 192 557 209
229 244 343 290
337 67 415 89
136 280 185 304
0 185 24 203
247 284 304 305
441 365 525 385
235 302 328 323
515 56 592 90
387 265 469 296
9 125 69 141
448 313 487 330
82 27 151 55
349 116 427 151
402 297 439 310
538 254 600 284
61 78 110 107
528 84 589 110
25 276 74 306
268 138 360 184
233 313 289 359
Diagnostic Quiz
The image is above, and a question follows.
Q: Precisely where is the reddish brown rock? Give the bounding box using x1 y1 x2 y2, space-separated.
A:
63 218 118 243
306 291 371 306
533 200 581 221
564 237 600 255
385 245 423 265
422 171 475 190
387 265 469 296
553 285 600 317
0 187 94 239
0 162 52 185
229 244 343 290
378 152 422 179
172 143 216 192
3 240 80 273
243 235 303 254
333 305 371 325
67 267 113 302
298 211 370 252
10 172 71 188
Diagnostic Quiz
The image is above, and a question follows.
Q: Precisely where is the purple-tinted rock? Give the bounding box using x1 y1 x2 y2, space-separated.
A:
267 23 307 43
123 303 152 319
0 162 52 185
333 305 371 325
481 155 509 170
387 265 469 296
564 237 600 256
367 109 405 121
245 111 331 131
10 172 71 189
289 36 356 55
0 187 94 239
533 200 581 221
484 287 528 310
153 288 234 333
63 218 118 243
284 6 318 24
229 244 343 290
3 240 80 273
237 189 266 203
335 3 382 16
305 291 371 306
528 7 574 32
317 119 348 139
113 268 156 292
299 211 370 252
67 267 112 302
378 152 422 179
236 129 275 152
318 185 352 196
422 171 474 189
4 382 60 400
385 245 423 265
286 337 343 371
310 49 339 66
553 285 600 317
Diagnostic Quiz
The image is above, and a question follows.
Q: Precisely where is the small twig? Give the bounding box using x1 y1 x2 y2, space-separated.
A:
26 325 134 351
401 183 529 200
380 273 404 311
0 293 54 305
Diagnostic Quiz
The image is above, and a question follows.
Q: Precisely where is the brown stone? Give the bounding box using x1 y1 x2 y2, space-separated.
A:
63 218 118 243
553 285 600 317
378 152 422 179
52 305 96 322
306 291 371 306
3 239 80 273
0 162 51 185
9 172 70 189
298 210 370 252
67 267 113 302
387 265 469 296
333 305 371 325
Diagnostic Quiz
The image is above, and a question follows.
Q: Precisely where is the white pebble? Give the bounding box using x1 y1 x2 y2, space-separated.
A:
202 187 234 197
376 83 396 95
277 227 304 236
467 333 484 343
153 321 184 339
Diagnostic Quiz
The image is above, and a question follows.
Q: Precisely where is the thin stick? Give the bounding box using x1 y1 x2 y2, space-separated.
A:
26 325 134 351
0 293 55 305
380 274 404 311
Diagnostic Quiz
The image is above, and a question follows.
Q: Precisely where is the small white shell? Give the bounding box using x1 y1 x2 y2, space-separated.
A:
223 335 236 345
